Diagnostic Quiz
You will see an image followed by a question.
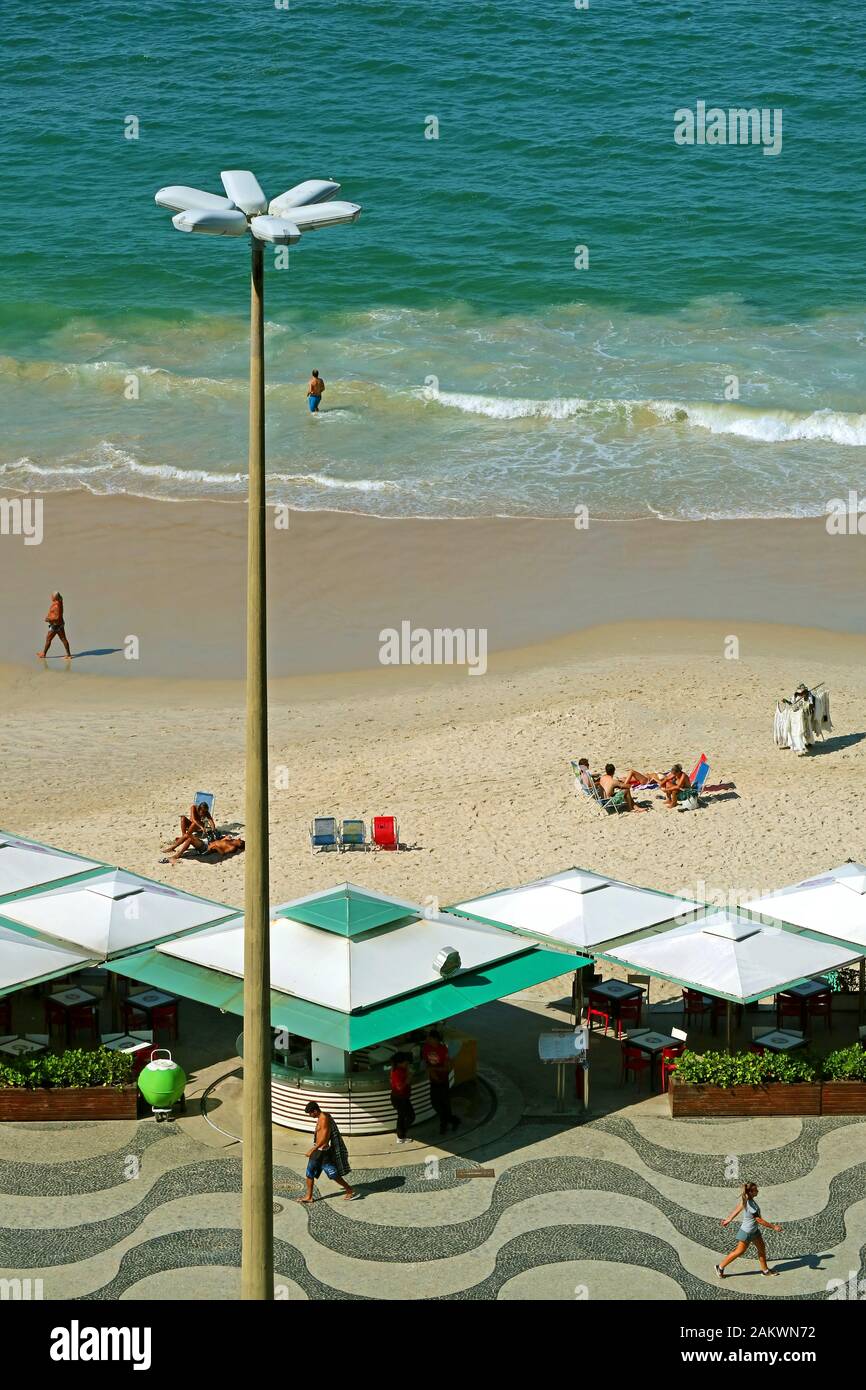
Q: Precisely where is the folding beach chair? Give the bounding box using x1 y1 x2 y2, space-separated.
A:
679 756 710 809
193 791 215 817
340 818 369 852
372 815 400 851
310 816 340 853
571 761 629 815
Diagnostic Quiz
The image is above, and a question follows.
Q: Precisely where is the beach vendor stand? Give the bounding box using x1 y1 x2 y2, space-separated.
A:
106 883 579 1135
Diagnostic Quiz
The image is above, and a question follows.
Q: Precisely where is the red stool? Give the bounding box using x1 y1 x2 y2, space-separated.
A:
615 996 642 1039
587 994 610 1034
660 1044 685 1092
621 1043 652 1089
123 1002 149 1032
44 998 68 1043
68 1004 99 1045
683 989 712 1029
807 990 832 1033
150 1001 178 1041
776 995 803 1031
129 1048 150 1078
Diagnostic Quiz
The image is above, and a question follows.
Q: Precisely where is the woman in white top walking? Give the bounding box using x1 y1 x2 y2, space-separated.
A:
716 1182 781 1278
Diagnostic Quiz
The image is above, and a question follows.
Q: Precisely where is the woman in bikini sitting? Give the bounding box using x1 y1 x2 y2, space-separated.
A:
163 801 217 860
163 802 244 863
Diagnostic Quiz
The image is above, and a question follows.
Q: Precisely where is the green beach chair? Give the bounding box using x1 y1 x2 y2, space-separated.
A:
340 818 369 851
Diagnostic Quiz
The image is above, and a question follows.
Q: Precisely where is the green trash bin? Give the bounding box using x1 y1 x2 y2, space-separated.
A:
137 1049 186 1121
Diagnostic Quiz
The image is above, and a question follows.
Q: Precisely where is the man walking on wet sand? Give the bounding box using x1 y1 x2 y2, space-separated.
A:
38 591 71 659
297 1101 356 1202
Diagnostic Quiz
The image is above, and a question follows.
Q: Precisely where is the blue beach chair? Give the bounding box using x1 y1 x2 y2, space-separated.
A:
310 816 340 853
679 757 710 808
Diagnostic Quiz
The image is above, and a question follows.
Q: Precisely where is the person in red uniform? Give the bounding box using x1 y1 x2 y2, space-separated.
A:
422 1029 460 1135
389 1051 415 1145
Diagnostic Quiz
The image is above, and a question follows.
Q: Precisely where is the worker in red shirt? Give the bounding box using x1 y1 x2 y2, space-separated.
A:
421 1029 460 1135
389 1051 415 1145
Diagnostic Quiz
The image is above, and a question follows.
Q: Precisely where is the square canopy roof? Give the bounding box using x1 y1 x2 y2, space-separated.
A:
600 909 862 1005
106 939 577 1051
452 867 701 953
744 864 866 951
279 883 423 937
0 832 103 902
0 922 96 997
0 868 237 961
159 885 532 1014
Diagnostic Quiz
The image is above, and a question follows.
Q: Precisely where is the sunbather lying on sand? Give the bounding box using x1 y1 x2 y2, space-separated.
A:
623 768 663 787
202 834 245 859
597 764 648 813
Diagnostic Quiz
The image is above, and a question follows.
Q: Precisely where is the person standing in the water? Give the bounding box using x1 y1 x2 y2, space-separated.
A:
307 369 325 413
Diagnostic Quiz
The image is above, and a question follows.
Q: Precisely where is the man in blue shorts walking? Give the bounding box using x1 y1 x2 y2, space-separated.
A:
297 1100 356 1202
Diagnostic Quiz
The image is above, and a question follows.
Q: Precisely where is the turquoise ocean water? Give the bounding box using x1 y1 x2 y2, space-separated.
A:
2 0 864 519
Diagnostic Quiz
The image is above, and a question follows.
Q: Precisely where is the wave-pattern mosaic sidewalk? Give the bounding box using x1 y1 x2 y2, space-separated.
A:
2 1114 864 1300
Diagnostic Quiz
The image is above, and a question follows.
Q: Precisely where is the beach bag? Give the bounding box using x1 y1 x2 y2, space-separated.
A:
329 1117 351 1176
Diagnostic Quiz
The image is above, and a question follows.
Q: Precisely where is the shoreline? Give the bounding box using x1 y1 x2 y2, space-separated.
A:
3 492 865 681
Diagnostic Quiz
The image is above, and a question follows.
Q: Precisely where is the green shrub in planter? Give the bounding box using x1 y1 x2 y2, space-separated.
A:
673 1049 819 1088
0 1047 134 1091
822 1045 866 1082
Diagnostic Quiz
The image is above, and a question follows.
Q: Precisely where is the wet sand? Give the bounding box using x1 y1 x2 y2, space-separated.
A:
3 493 865 679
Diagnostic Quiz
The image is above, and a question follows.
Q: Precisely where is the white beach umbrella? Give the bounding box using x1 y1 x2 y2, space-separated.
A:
452 867 702 953
0 922 95 997
744 865 866 951
601 910 861 1006
0 868 236 961
0 832 102 901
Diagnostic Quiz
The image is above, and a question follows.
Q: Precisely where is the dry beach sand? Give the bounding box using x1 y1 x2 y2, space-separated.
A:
2 494 865 916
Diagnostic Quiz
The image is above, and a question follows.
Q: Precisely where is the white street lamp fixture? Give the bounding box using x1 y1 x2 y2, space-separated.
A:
248 216 302 245
284 201 362 232
220 169 269 215
153 168 361 1303
154 171 361 242
155 186 238 213
268 178 340 214
171 208 249 237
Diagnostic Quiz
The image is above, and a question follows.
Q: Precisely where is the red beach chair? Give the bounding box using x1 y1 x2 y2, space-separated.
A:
372 816 399 851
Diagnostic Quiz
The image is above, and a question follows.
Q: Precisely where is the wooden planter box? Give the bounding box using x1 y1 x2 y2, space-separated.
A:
0 1085 138 1121
668 1077 821 1117
820 1081 866 1115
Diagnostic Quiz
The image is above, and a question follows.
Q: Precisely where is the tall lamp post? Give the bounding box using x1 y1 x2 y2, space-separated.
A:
154 173 361 1299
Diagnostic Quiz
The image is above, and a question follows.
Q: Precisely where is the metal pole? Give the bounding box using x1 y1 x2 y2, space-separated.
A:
859 960 865 1025
726 1000 732 1054
573 969 584 1026
241 235 273 1301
